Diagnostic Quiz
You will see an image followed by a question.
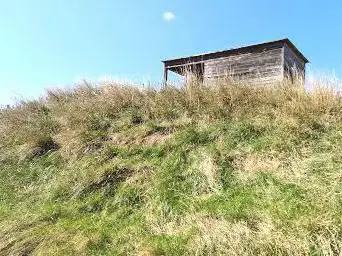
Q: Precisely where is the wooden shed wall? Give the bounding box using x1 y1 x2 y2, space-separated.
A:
283 44 306 79
203 48 283 83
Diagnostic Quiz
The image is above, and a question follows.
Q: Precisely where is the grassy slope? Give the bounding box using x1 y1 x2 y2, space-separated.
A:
1 80 342 255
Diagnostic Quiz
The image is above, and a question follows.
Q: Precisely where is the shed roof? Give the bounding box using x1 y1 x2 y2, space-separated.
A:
162 38 309 68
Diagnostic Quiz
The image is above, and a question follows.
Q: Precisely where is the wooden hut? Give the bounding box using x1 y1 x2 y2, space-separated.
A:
162 38 309 85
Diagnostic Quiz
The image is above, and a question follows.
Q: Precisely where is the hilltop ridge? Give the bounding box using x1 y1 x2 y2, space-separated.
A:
1 79 342 255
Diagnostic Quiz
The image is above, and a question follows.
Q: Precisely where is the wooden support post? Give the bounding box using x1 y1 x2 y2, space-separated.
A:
163 66 168 88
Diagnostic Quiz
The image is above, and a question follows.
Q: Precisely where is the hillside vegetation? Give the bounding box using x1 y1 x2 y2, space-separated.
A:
1 78 342 255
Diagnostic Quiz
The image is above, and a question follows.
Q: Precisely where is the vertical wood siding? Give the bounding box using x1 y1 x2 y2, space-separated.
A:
283 44 306 79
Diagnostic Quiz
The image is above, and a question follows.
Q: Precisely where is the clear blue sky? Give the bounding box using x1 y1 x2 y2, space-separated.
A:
1 0 341 104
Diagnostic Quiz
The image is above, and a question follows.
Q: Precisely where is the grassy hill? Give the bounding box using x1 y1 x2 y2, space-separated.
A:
1 79 342 255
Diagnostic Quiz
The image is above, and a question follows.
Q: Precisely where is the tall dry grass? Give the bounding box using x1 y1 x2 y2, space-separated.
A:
1 76 341 157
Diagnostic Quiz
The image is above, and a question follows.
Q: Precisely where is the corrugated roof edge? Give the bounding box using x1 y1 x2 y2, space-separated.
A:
162 38 309 64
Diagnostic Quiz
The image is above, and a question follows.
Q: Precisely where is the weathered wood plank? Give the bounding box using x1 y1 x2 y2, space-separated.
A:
203 47 282 84
284 45 305 69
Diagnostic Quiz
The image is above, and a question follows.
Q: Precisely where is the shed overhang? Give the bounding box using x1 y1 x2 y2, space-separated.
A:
162 38 309 73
